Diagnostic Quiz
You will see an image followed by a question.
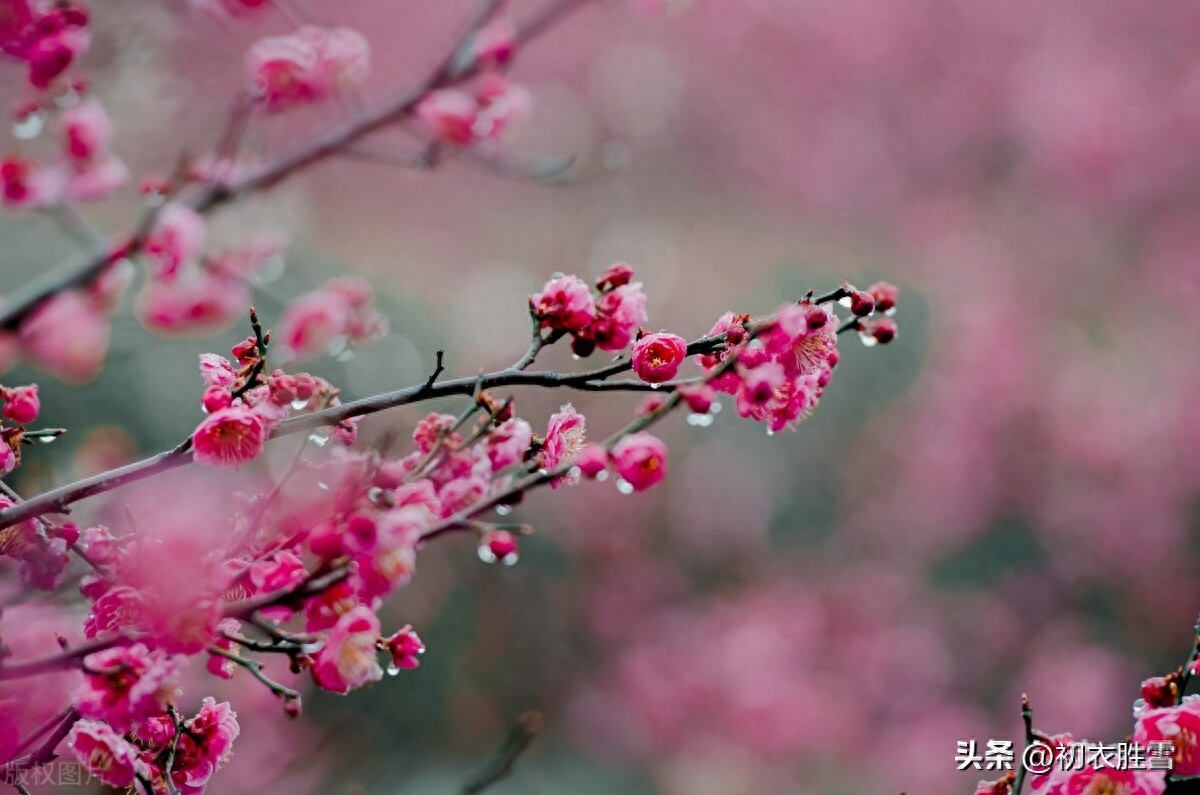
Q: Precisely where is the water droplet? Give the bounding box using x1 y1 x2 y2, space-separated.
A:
316 481 330 491
291 399 309 411
366 486 385 502
386 664 401 677
501 552 519 566
335 348 355 363
326 335 349 358
495 505 512 516
615 478 634 495
595 470 609 482
144 192 166 209
477 545 498 564
710 401 723 415
13 111 44 140
858 334 878 349
649 383 660 390
571 353 581 361
307 433 330 447
687 413 714 427
838 295 853 308
536 468 549 476
53 87 81 109
765 428 775 437
569 465 582 480
37 435 57 444
254 254 286 284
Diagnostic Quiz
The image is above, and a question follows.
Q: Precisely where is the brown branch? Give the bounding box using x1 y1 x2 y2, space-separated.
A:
461 711 544 795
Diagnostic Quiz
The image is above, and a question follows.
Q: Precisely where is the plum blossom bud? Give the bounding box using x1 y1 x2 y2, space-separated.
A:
848 289 876 317
471 19 516 67
859 317 897 346
415 89 479 145
1 384 40 424
596 262 635 290
678 383 715 414
867 281 899 315
632 332 688 383
201 385 231 414
1139 676 1178 709
574 443 609 478
611 432 669 492
0 441 14 476
383 625 426 670
478 529 519 565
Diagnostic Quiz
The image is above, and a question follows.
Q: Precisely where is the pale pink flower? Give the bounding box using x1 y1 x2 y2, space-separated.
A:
1 384 39 424
611 432 669 492
135 270 248 336
64 154 129 201
485 418 532 470
0 441 15 476
416 89 480 145
83 584 145 639
352 507 422 602
144 203 206 280
67 720 145 789
471 19 516 67
74 643 182 732
632 332 688 383
198 354 238 388
0 153 60 209
1134 694 1200 776
18 290 110 383
192 405 267 468
543 404 587 487
531 274 595 333
473 74 533 143
438 474 489 517
246 26 369 112
275 291 351 361
574 443 609 478
311 605 383 694
60 98 113 165
413 412 459 454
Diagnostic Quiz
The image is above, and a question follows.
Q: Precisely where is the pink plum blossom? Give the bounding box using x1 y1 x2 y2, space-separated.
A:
74 644 182 732
192 405 267 468
611 432 669 492
312 605 383 694
632 332 688 383
67 720 145 789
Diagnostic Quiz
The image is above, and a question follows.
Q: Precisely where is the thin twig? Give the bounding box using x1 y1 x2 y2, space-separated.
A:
461 711 543 795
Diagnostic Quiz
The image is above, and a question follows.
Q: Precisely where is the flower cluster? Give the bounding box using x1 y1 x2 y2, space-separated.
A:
416 73 532 149
274 277 388 362
0 0 90 90
245 25 370 112
530 262 649 356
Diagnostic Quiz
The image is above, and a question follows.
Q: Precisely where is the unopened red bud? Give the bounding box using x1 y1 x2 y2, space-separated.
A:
849 290 876 317
284 695 303 719
803 303 828 331
231 337 258 365
867 318 897 344
867 281 899 315
571 335 596 358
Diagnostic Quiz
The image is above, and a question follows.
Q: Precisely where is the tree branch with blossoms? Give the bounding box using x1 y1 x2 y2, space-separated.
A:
0 260 899 792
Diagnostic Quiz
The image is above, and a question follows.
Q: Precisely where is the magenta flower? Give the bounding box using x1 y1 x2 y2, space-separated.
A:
1135 694 1200 776
632 332 688 383
384 625 426 670
587 281 648 351
67 720 145 789
531 274 596 334
485 418 533 471
169 697 241 795
312 605 384 694
74 643 182 733
1 384 40 424
192 405 267 468
611 432 669 492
